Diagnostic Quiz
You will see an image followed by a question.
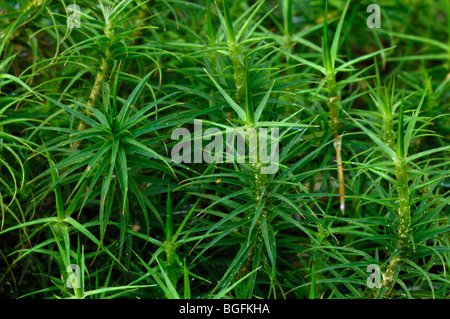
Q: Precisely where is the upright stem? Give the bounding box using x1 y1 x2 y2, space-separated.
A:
326 72 345 213
223 0 245 103
236 151 266 297
71 56 110 149
382 100 411 292
48 154 84 298
72 22 112 149
382 157 410 289
383 115 395 150
395 159 411 250
165 242 177 288
79 56 109 128
229 43 245 102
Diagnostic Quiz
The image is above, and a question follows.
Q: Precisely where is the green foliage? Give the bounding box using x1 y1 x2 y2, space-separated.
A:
0 0 448 299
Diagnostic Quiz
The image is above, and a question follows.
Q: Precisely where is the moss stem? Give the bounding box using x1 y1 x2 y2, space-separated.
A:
72 22 112 149
382 157 411 290
229 43 245 102
326 73 345 213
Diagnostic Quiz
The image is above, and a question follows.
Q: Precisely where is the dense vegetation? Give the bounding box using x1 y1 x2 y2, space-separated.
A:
0 0 448 299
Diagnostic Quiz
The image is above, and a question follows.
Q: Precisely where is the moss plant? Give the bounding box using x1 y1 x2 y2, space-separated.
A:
382 92 411 291
0 0 448 300
72 4 114 148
